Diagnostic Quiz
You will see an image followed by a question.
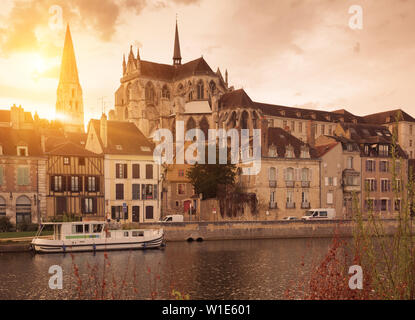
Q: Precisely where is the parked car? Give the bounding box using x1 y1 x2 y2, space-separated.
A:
282 216 299 221
301 208 335 220
161 215 184 222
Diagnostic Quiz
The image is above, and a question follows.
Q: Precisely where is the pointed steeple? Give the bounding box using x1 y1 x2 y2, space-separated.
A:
58 24 79 84
122 54 126 75
56 24 85 133
173 18 182 66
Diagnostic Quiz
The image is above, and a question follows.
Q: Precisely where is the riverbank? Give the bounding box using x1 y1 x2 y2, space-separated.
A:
0 242 32 253
136 219 399 241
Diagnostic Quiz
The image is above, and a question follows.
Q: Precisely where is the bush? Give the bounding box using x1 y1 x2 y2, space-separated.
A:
0 216 14 232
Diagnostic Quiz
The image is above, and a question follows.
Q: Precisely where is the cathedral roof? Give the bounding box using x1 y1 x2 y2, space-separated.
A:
126 56 216 82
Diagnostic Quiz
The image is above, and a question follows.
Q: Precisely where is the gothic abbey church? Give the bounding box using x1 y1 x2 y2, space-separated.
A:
109 21 231 138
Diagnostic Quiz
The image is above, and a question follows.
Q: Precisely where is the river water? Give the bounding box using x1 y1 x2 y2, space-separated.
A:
0 238 336 300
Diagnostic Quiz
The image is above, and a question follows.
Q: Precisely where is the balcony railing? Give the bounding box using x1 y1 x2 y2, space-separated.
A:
269 180 277 188
269 202 277 209
285 180 295 188
286 202 296 209
301 181 310 188
301 201 310 209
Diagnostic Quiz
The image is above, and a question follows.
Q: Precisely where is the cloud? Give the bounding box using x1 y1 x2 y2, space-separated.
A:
0 0 200 56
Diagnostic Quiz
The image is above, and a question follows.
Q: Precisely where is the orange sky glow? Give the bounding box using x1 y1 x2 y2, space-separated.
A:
0 0 414 123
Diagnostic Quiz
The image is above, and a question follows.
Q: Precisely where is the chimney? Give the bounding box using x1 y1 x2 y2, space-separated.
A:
100 113 108 148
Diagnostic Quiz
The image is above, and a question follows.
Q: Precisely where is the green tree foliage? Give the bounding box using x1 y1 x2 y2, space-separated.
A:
186 146 237 200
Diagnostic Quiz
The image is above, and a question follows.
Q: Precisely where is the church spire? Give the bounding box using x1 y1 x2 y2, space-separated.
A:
58 24 79 84
173 18 182 66
56 24 85 133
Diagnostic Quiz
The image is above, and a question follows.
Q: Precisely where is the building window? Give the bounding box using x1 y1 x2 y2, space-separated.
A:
111 206 127 220
116 163 127 179
347 157 354 169
366 160 376 172
381 179 391 192
301 168 309 181
82 198 96 214
327 192 333 205
285 145 294 158
298 122 303 133
145 206 154 220
162 85 170 99
146 164 153 179
410 140 413 147
291 121 295 132
78 157 85 166
197 80 204 100
17 146 28 157
365 179 377 192
381 199 388 212
70 176 80 192
379 161 389 172
395 199 401 212
63 157 70 165
51 176 63 192
56 197 67 215
410 125 413 135
394 179 402 192
178 169 184 177
269 167 276 181
328 126 333 135
379 145 389 157
132 164 140 179
17 167 30 186
321 125 325 135
116 184 124 200
142 184 157 200
87 176 98 192
132 184 140 200
285 167 294 181
0 196 6 216
177 183 186 195
286 190 294 204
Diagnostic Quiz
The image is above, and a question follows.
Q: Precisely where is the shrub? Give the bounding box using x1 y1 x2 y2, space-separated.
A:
0 216 14 232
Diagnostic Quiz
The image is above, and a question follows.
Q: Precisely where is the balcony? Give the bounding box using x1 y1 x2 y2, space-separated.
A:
286 202 296 209
301 181 310 188
342 169 361 193
301 201 311 209
269 202 277 209
269 180 277 188
285 180 295 188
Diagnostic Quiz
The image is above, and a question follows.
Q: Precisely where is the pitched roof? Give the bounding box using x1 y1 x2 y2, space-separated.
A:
363 109 415 124
314 142 339 157
339 123 393 143
266 127 319 159
47 141 100 157
41 129 87 152
219 89 364 123
129 57 216 82
90 120 154 155
0 127 43 156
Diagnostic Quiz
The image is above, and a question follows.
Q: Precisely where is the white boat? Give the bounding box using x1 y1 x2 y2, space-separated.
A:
31 221 164 253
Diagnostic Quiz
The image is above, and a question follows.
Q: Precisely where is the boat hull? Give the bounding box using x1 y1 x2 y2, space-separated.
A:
31 234 164 253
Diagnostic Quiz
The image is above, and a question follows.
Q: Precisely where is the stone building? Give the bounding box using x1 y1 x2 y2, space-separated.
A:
335 122 408 216
110 21 229 139
315 135 362 219
363 109 415 159
85 115 161 223
0 125 46 224
239 127 321 219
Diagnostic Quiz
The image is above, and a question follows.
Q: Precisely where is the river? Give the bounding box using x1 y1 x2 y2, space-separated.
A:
0 238 336 300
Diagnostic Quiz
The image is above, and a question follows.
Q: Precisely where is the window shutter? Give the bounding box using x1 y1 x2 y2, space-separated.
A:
51 176 55 191
93 198 97 214
115 164 119 178
283 168 287 181
124 206 128 220
153 185 157 200
68 176 72 191
111 206 116 219
0 167 3 185
333 177 337 187
142 184 146 198
124 164 127 178
62 176 67 191
325 177 329 186
308 169 312 182
374 180 377 191
95 177 100 192
374 161 376 171
388 200 391 212
17 168 22 185
79 176 83 192
81 198 86 213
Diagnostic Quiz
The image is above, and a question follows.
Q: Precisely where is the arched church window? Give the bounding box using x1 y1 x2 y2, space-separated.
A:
241 111 249 130
197 80 204 100
209 81 216 95
200 117 209 138
145 82 155 104
162 85 170 99
186 117 196 131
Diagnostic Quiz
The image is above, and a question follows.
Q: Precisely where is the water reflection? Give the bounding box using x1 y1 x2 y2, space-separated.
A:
0 238 334 300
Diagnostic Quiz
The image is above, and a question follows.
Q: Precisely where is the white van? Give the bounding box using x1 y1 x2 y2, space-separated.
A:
161 215 184 222
302 208 335 220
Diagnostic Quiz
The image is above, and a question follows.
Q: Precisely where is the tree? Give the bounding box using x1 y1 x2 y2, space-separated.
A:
186 146 237 200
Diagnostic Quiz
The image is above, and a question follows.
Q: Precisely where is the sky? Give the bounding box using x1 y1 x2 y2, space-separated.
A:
0 0 414 122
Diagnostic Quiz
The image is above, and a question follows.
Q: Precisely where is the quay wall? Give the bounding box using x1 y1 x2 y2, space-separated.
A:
136 219 399 241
